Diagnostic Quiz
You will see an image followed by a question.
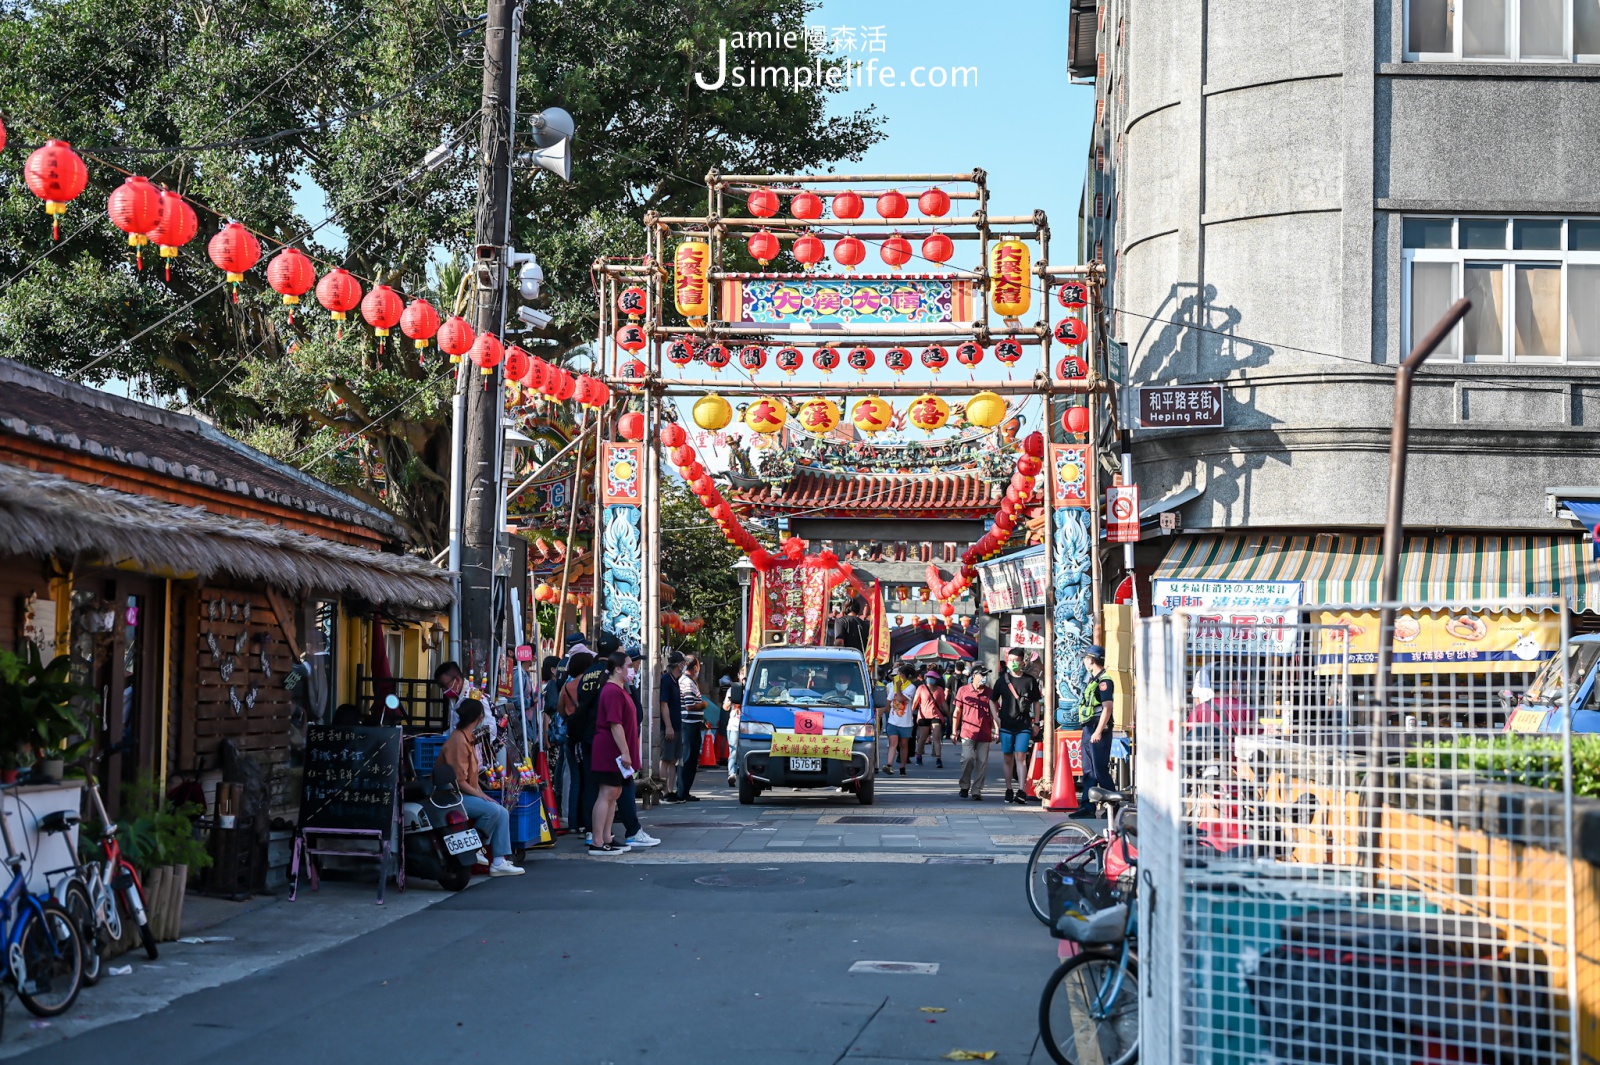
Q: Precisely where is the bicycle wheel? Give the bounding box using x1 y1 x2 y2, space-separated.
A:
15 900 83 1017
116 863 158 960
59 880 103 986
1039 952 1139 1065
1026 820 1102 925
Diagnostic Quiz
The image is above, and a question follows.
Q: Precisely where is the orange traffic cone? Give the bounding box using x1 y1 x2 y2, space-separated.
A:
536 749 561 834
715 733 730 763
1024 747 1045 798
699 729 719 767
1045 733 1083 811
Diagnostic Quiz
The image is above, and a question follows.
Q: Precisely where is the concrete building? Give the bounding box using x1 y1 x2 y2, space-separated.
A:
1078 0 1600 570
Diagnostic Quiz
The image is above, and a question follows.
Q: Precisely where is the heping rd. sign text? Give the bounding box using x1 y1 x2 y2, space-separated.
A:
1138 384 1224 428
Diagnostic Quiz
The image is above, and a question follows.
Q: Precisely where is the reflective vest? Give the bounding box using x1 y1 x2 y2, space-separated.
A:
1075 670 1106 726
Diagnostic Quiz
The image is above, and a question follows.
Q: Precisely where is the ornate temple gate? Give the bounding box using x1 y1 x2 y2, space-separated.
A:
589 170 1107 792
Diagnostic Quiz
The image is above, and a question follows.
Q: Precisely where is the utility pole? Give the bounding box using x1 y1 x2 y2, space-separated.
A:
458 0 521 678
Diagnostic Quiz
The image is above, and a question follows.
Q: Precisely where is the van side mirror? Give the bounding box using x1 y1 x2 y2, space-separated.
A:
873 686 889 710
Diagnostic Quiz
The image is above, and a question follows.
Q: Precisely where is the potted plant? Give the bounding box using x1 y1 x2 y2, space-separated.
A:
119 776 210 943
0 644 94 782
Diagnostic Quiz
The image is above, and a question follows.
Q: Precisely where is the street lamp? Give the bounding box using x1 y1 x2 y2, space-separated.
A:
733 557 755 671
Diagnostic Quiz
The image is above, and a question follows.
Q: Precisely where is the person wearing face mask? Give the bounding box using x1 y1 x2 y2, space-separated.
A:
822 663 861 705
994 647 1042 804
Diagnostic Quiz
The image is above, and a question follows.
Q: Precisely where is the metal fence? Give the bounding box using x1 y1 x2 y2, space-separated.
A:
1136 602 1580 1065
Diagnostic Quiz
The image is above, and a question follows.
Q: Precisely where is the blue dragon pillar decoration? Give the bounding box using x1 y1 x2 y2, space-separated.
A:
599 443 644 649
1050 445 1094 724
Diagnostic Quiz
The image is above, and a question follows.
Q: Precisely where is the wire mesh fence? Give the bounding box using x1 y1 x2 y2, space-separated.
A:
1137 601 1581 1065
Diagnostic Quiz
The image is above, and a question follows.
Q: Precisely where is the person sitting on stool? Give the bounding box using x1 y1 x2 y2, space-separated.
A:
1070 645 1116 819
441 699 525 876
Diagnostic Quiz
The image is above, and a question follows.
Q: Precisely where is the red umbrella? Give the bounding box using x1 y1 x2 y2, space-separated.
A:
902 638 972 662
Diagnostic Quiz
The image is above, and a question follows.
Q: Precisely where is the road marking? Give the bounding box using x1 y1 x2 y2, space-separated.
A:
849 961 939 975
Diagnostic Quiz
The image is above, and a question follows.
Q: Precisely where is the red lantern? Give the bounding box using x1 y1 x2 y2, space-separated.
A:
885 347 913 375
437 315 475 364
955 340 983 367
748 187 779 218
107 175 161 268
620 358 647 386
1022 431 1044 458
941 602 955 619
790 190 823 220
503 345 531 384
661 423 687 448
469 332 504 376
1056 354 1088 380
671 444 697 467
576 375 610 408
1058 281 1088 310
747 229 780 265
922 231 954 265
23 140 88 239
315 268 363 337
775 347 804 375
792 232 825 266
833 190 863 219
876 188 908 219
920 344 949 373
846 346 874 374
266 248 316 320
881 232 911 268
0 116 5 153
1064 406 1090 436
207 222 262 301
618 412 646 441
616 323 647 353
918 187 951 218
833 235 866 268
667 338 695 366
994 337 1024 365
146 190 199 281
703 343 731 370
691 474 714 495
1017 461 1043 483
1055 317 1089 346
684 460 706 482
550 368 576 401
617 285 648 319
812 347 840 374
526 357 550 392
738 345 767 371
360 284 404 342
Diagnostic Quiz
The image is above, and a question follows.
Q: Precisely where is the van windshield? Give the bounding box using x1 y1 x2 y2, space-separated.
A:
1524 640 1600 706
749 657 868 708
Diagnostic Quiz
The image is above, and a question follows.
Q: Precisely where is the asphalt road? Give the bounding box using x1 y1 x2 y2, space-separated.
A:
22 752 1070 1065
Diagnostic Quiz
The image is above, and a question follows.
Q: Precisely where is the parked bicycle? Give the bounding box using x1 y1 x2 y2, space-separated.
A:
0 784 84 1024
1025 785 1137 925
1036 793 1140 1065
37 776 156 966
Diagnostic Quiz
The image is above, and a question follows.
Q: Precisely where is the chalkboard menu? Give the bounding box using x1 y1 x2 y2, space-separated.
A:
299 725 401 832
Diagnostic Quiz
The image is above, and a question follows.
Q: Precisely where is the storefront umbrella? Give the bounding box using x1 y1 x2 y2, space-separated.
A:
901 638 973 662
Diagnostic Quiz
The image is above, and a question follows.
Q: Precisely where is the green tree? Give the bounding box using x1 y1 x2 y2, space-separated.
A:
659 477 750 665
0 0 880 549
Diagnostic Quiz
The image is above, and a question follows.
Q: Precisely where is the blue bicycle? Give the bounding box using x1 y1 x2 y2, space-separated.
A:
0 786 84 1023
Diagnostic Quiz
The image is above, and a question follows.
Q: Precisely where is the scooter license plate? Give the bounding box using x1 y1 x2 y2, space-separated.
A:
443 828 482 856
790 757 822 772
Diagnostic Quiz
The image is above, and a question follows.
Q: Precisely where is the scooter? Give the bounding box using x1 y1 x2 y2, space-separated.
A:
401 761 479 891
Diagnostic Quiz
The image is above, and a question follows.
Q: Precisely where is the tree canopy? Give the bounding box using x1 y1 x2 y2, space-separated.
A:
0 0 880 550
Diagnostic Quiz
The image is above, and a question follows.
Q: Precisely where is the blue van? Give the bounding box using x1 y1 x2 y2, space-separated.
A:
735 647 882 805
1506 633 1600 734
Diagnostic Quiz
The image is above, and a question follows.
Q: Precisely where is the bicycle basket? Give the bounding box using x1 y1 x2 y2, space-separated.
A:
1046 865 1116 927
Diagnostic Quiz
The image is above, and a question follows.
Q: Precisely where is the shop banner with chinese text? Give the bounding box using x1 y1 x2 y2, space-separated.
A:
1315 609 1558 674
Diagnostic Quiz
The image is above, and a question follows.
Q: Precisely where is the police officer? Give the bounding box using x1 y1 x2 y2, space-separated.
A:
1070 644 1116 819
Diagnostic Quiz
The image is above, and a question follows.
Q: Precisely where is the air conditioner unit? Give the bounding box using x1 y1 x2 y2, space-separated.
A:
765 631 787 646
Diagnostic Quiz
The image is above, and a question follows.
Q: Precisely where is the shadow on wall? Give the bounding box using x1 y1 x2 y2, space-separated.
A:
1130 282 1286 528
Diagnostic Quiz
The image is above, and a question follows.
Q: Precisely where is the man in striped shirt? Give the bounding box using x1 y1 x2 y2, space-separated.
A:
676 653 708 802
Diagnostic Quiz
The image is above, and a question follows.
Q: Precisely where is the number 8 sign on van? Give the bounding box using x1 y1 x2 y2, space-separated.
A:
793 710 824 735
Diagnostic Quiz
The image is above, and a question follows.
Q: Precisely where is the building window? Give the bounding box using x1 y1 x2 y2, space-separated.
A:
1402 216 1600 362
1406 0 1600 60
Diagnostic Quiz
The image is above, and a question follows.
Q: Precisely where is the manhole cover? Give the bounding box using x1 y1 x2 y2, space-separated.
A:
832 815 916 825
848 960 940 975
925 856 994 865
694 873 806 888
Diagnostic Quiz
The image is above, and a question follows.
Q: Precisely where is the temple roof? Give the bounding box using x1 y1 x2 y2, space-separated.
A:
729 468 1004 518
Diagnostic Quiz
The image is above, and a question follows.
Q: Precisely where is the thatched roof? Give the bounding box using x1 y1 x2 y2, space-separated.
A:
0 464 454 611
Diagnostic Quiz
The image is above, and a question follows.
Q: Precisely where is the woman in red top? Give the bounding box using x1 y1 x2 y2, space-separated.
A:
588 651 639 856
912 671 948 768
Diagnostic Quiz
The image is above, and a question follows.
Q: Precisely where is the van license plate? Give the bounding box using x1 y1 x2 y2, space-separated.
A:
444 828 482 856
790 757 822 772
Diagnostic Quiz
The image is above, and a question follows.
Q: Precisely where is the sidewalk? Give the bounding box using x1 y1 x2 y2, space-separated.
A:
0 876 472 1059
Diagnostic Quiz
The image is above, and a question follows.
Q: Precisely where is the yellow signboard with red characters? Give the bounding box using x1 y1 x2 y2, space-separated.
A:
768 731 855 761
1315 610 1558 674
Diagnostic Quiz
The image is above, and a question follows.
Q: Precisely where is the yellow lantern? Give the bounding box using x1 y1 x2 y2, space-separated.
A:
964 390 1008 429
743 396 787 435
851 395 894 434
989 239 1031 322
674 240 711 325
796 397 841 437
693 392 732 431
907 393 950 433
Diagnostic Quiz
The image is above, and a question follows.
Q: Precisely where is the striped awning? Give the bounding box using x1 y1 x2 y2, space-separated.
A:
1152 533 1600 613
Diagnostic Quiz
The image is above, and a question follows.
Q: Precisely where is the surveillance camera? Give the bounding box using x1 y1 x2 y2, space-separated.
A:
518 306 553 330
518 258 544 300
